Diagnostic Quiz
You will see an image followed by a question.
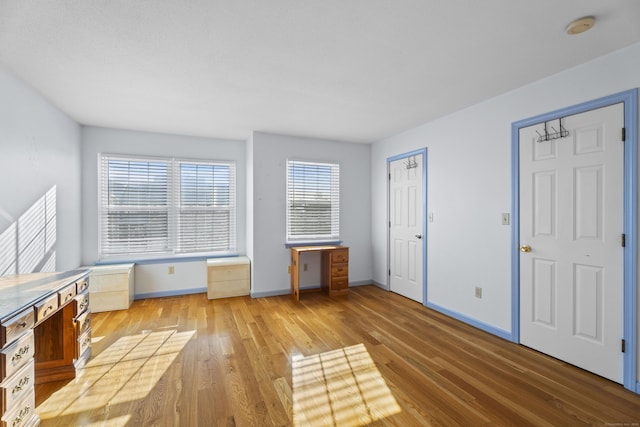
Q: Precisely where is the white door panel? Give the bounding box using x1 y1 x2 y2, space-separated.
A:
389 154 424 302
520 103 624 383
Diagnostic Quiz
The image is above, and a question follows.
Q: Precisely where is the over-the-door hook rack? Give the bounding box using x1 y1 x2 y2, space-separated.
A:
536 117 569 142
404 156 418 170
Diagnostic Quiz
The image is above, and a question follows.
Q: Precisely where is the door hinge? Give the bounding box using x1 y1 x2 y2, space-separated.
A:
389 221 391 228
622 233 626 247
389 173 391 181
388 269 391 276
622 339 626 353
622 127 626 142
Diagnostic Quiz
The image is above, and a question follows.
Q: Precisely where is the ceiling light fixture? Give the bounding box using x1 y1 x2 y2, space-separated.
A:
566 16 596 35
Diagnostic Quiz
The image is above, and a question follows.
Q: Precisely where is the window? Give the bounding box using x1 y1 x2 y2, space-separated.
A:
286 160 340 244
99 154 236 259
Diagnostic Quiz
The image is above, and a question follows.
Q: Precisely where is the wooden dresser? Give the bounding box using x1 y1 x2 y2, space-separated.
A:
290 246 349 301
0 270 90 427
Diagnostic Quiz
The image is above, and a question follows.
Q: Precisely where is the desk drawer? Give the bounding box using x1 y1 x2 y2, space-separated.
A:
74 311 91 337
74 292 90 317
0 309 34 349
0 359 34 415
76 278 89 294
34 295 58 324
331 277 349 291
0 391 35 427
76 330 91 367
331 265 348 278
331 249 349 264
58 283 77 306
0 332 34 382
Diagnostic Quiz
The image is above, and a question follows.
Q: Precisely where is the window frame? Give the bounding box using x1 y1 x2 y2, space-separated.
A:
98 153 236 261
285 159 341 246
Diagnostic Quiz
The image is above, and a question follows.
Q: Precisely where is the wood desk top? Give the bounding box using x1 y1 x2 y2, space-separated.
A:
0 269 88 322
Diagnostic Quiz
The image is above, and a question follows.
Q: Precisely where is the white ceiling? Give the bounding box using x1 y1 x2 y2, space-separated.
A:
1 1 640 143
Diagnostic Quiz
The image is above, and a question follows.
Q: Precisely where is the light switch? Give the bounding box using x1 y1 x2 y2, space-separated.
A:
501 213 510 225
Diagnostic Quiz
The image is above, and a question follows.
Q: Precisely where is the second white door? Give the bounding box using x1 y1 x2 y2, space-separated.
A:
389 154 424 303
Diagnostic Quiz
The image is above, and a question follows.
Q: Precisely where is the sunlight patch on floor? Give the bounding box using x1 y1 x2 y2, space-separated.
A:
292 343 400 426
37 329 194 423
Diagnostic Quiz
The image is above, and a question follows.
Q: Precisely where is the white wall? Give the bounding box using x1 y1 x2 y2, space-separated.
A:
372 42 640 334
80 126 246 296
248 132 372 297
0 65 82 273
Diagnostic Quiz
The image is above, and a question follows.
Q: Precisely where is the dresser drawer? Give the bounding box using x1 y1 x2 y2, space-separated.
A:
208 265 249 283
0 359 34 415
1 391 35 427
0 309 34 349
0 332 34 382
34 295 58 324
73 292 90 317
330 264 348 278
331 249 349 263
58 283 77 306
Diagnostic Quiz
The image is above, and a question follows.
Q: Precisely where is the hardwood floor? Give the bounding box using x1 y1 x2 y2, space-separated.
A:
35 285 640 426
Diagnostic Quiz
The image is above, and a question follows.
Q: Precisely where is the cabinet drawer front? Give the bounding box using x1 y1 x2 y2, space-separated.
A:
1 332 34 381
1 359 34 414
74 292 90 317
91 273 129 293
77 330 91 361
74 311 91 336
332 277 349 290
208 266 249 283
1 309 34 349
1 392 35 427
76 278 89 294
331 250 349 263
58 283 77 306
331 265 348 278
34 295 58 324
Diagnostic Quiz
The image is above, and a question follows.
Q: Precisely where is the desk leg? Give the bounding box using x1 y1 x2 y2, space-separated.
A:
290 250 300 301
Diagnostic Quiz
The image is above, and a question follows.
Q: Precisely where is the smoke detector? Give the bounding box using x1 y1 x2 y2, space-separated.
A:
566 16 596 35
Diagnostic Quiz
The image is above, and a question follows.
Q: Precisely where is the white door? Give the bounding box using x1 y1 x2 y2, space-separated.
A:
389 154 424 302
519 103 624 383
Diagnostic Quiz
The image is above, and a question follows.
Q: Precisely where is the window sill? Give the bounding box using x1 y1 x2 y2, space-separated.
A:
95 252 240 266
285 241 342 249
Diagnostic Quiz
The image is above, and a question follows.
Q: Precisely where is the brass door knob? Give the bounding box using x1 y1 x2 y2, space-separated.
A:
520 245 531 253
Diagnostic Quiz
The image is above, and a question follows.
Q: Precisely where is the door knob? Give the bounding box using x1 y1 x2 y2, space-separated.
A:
519 245 531 253
415 234 422 239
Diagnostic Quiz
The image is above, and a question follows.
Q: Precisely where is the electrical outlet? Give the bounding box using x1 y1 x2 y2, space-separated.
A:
475 286 482 299
168 266 175 275
303 263 308 271
428 212 434 223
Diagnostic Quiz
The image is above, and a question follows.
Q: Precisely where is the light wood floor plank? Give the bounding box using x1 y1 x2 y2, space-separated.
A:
35 286 640 426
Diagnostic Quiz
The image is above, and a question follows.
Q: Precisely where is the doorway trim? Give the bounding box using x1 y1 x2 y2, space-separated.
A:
510 89 638 392
387 147 428 304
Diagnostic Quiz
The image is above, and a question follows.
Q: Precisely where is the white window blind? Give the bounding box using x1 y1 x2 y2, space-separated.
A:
286 160 340 244
175 160 236 253
99 154 236 259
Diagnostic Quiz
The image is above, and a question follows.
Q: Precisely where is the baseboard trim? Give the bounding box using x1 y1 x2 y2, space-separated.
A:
134 287 207 300
426 301 513 341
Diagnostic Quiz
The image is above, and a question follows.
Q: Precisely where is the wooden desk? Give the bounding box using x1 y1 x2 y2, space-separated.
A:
290 246 349 301
0 270 90 426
